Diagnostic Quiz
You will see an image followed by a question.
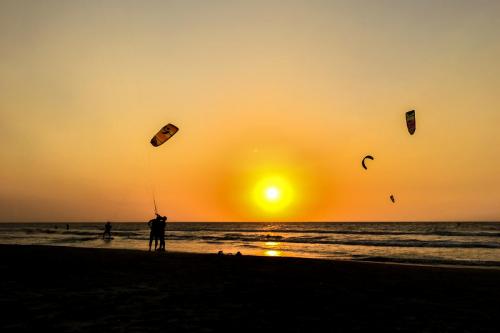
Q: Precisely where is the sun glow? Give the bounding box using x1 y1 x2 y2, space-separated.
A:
222 143 330 221
265 187 280 201
252 175 295 215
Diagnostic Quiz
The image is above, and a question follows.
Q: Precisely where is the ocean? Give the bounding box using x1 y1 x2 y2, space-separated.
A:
1 222 499 266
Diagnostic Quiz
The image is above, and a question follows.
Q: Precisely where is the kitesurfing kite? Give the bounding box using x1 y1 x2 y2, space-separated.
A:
406 110 416 135
150 123 179 147
148 123 179 215
362 155 374 170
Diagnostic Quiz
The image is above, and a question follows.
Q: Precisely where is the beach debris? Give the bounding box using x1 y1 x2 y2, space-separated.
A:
150 123 179 147
217 250 243 257
405 110 416 135
362 155 374 170
390 195 395 203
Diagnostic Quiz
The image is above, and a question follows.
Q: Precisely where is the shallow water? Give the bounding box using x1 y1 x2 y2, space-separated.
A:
1 222 499 266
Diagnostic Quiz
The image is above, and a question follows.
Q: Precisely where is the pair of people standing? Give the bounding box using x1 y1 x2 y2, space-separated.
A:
148 213 167 251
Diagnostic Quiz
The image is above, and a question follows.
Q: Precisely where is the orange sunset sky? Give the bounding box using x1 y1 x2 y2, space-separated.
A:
1 0 499 222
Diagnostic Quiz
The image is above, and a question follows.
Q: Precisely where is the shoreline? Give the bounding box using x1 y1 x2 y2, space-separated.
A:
1 244 499 331
3 243 500 269
1 222 498 268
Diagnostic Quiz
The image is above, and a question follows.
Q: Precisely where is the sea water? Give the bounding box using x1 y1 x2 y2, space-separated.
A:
0 222 499 266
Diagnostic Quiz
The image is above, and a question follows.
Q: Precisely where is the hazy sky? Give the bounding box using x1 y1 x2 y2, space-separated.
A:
1 0 499 222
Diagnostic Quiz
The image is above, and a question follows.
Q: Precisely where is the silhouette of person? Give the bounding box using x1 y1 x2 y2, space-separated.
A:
148 215 161 251
103 222 112 239
66 224 69 230
158 215 167 251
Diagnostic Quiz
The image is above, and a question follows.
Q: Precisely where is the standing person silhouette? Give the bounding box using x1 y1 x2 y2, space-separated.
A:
158 215 167 251
148 214 160 251
103 222 112 239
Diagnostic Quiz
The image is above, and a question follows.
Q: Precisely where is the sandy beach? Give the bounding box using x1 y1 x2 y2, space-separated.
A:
1 245 499 332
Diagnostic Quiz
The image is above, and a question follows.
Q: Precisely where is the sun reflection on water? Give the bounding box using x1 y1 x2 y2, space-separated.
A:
264 241 282 256
264 250 282 257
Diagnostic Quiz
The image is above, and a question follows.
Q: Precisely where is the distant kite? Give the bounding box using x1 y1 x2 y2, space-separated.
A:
362 155 374 170
150 123 179 147
390 195 395 203
406 110 416 135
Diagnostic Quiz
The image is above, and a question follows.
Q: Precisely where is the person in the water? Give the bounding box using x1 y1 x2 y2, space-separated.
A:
103 222 112 239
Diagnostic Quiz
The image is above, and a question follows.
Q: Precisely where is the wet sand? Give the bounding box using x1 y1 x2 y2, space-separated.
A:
1 244 498 332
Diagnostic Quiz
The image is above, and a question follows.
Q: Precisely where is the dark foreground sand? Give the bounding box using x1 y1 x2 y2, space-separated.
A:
1 245 499 332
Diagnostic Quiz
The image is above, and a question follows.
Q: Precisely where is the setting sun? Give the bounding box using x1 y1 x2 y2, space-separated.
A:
252 175 295 215
265 187 280 201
